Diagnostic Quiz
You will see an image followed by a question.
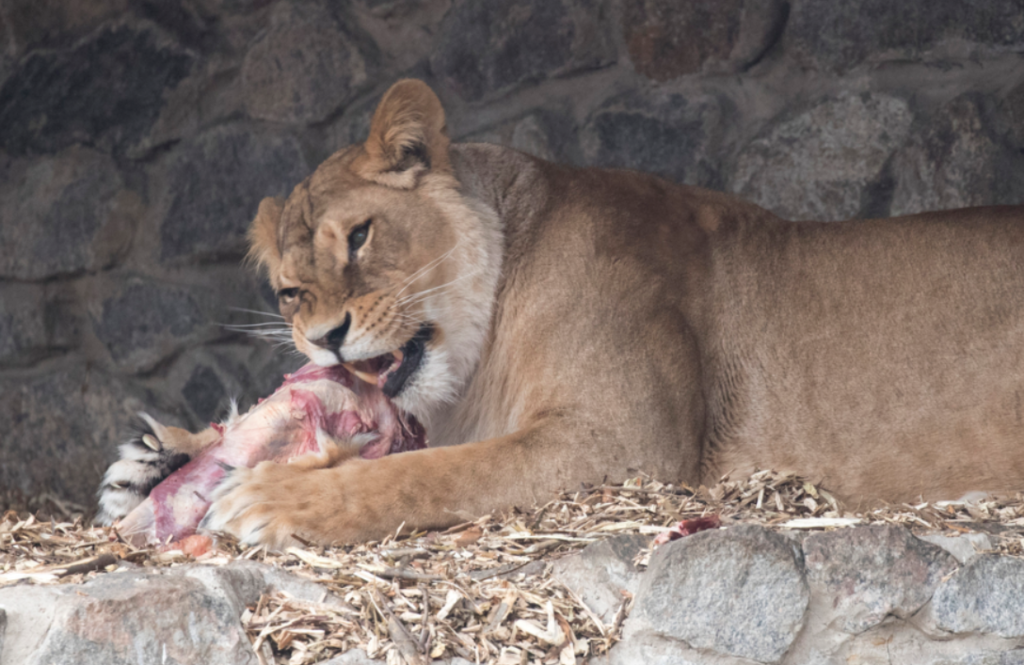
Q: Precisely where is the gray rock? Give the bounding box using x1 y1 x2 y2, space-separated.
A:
784 0 1024 74
931 555 1024 637
0 563 365 665
731 92 913 221
0 284 50 366
430 0 616 102
241 1 376 124
917 532 993 565
552 534 646 624
0 365 139 506
0 282 80 367
154 341 301 430
0 585 63 665
802 525 958 634
627 525 808 664
91 277 207 371
603 630 754 665
582 88 729 187
1 569 257 665
460 108 581 165
0 0 129 54
890 96 1004 216
825 622 1024 665
999 81 1024 150
0 24 194 155
184 364 229 424
622 0 787 81
157 126 308 263
509 110 581 164
0 147 140 280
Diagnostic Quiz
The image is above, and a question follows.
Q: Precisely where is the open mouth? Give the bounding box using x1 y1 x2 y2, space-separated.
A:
340 324 433 399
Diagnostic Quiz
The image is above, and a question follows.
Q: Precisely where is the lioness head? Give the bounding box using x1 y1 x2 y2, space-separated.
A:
248 80 501 420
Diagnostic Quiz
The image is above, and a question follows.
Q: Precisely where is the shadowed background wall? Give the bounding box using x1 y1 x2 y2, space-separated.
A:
2 0 1023 509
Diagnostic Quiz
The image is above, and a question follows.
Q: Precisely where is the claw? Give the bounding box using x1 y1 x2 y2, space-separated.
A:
141 434 161 452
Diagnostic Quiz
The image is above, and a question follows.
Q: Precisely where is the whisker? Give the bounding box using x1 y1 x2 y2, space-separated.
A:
392 240 462 299
228 307 284 319
395 269 482 307
220 322 293 330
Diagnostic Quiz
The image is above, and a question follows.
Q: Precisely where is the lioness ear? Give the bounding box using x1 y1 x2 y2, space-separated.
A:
356 79 451 188
247 196 284 275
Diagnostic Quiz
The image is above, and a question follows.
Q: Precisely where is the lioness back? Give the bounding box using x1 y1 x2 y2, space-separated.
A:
699 206 1024 502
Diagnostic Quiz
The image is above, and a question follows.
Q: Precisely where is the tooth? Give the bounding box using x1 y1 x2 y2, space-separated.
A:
343 363 378 386
141 434 161 451
392 349 404 364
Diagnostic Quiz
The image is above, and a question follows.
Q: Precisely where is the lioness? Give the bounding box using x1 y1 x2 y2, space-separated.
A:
99 79 1024 547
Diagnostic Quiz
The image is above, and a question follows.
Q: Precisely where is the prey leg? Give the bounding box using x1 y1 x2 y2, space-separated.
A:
96 414 219 525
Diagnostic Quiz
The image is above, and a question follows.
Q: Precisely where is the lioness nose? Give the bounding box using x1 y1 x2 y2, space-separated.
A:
313 313 351 353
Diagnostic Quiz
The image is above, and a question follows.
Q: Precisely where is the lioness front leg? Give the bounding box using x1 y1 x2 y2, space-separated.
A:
202 426 570 548
96 414 220 525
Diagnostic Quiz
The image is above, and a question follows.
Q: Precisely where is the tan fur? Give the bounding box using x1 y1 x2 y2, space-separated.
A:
196 80 1024 547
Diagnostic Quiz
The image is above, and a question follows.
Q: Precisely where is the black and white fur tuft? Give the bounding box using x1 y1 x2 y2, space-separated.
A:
95 413 192 525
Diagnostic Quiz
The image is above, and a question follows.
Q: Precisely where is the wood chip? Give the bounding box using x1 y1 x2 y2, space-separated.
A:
4 469 1024 663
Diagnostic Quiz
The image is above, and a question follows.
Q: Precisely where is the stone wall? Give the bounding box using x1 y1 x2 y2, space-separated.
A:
2 0 1024 508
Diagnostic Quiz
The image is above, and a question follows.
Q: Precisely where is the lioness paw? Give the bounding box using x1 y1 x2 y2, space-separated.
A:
200 451 339 550
95 414 191 525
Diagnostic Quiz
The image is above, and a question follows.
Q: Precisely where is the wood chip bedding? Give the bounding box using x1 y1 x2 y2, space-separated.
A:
3 470 1023 664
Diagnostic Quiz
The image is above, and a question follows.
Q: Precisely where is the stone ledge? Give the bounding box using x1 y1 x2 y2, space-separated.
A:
1 524 1021 664
569 525 1024 665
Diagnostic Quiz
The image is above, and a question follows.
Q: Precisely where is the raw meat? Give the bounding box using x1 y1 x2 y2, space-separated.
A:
115 363 427 546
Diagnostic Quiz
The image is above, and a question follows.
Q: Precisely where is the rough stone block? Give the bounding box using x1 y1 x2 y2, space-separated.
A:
0 283 79 367
0 585 63 665
828 622 1024 665
785 0 1024 74
891 95 1004 216
156 342 301 430
0 284 48 366
603 630 753 665
241 1 377 124
0 0 129 54
157 126 308 263
931 555 1024 638
622 0 786 80
732 91 913 221
582 88 729 187
917 532 993 565
0 569 258 665
90 277 207 372
552 534 646 624
626 525 808 664
459 108 581 165
802 525 957 634
430 0 616 102
0 365 138 506
0 147 140 280
0 24 194 155
0 562 364 665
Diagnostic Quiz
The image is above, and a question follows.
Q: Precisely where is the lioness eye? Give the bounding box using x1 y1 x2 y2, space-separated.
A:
278 287 299 302
348 219 371 257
